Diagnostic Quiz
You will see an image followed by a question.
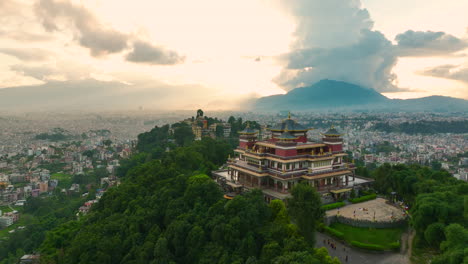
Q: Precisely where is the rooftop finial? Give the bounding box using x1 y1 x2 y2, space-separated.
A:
288 112 291 119
246 121 250 128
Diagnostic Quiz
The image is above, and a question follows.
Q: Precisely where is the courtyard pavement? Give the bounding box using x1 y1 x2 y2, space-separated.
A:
326 198 406 222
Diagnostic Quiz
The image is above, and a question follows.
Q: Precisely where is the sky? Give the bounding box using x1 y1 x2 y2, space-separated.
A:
0 0 467 110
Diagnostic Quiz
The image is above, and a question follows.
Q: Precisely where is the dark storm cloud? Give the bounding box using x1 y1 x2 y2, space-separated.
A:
126 41 185 65
276 0 400 92
35 0 129 56
419 64 468 83
396 30 468 57
0 48 52 61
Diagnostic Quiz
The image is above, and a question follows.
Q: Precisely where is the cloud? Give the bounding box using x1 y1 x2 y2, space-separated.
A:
126 41 185 65
275 0 399 92
0 48 53 61
10 65 56 80
280 0 374 49
396 30 468 57
10 61 94 81
0 30 52 42
35 0 128 56
418 64 468 83
34 0 185 62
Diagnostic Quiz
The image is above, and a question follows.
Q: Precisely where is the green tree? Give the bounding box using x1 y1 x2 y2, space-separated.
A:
173 123 195 146
153 237 172 264
287 183 323 245
103 139 112 147
215 125 224 138
424 223 446 248
432 224 468 264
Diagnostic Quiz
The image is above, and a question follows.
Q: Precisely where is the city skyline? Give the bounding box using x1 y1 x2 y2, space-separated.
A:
1 0 467 110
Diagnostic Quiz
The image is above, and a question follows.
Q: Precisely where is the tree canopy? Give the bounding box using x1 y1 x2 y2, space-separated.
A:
37 138 336 264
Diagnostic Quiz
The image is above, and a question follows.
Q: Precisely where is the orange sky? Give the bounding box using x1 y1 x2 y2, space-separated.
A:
0 0 467 110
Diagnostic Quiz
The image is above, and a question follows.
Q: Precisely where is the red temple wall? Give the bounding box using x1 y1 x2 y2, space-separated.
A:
295 136 308 143
328 144 343 152
275 148 297 157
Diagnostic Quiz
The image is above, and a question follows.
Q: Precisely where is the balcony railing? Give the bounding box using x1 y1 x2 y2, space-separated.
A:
229 160 353 180
239 148 345 160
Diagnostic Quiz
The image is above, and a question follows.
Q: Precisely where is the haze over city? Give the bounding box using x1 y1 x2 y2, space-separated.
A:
1 0 468 111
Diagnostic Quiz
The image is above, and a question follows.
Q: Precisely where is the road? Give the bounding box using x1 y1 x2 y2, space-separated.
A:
316 232 410 264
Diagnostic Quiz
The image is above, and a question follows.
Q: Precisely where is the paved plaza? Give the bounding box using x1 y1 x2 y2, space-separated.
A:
316 232 410 264
326 198 406 222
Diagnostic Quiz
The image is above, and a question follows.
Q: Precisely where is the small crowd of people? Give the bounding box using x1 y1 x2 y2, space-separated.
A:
323 239 349 262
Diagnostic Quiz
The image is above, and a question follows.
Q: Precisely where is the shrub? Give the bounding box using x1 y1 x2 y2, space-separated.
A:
389 241 400 250
317 222 326 232
323 226 344 240
321 202 345 211
349 194 377 204
362 189 377 195
350 241 385 251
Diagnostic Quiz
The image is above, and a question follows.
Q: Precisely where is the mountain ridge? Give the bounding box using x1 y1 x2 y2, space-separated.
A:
255 80 468 112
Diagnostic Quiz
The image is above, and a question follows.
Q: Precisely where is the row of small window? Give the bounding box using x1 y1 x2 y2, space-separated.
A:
266 160 332 169
242 156 338 170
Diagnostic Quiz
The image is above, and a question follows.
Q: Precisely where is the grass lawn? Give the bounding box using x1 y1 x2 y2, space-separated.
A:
330 222 403 249
51 173 73 188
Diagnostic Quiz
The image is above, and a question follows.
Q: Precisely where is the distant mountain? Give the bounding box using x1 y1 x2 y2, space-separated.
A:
0 79 130 111
0 79 207 112
391 96 468 112
255 80 468 112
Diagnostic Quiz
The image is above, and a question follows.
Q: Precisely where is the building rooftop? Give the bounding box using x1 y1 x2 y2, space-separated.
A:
324 126 342 136
270 117 308 132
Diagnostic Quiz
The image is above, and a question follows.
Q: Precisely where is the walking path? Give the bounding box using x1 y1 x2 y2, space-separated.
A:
316 232 410 264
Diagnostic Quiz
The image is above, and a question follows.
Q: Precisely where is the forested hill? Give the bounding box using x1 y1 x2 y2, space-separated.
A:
34 126 338 264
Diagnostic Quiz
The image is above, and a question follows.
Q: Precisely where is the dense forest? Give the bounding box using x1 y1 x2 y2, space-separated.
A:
34 135 338 264
359 163 468 264
1 120 335 264
373 120 468 134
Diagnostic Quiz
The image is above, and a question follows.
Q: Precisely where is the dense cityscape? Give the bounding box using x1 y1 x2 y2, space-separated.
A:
0 110 466 263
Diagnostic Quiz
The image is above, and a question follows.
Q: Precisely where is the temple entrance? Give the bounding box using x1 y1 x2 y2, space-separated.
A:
277 181 283 192
268 178 274 188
